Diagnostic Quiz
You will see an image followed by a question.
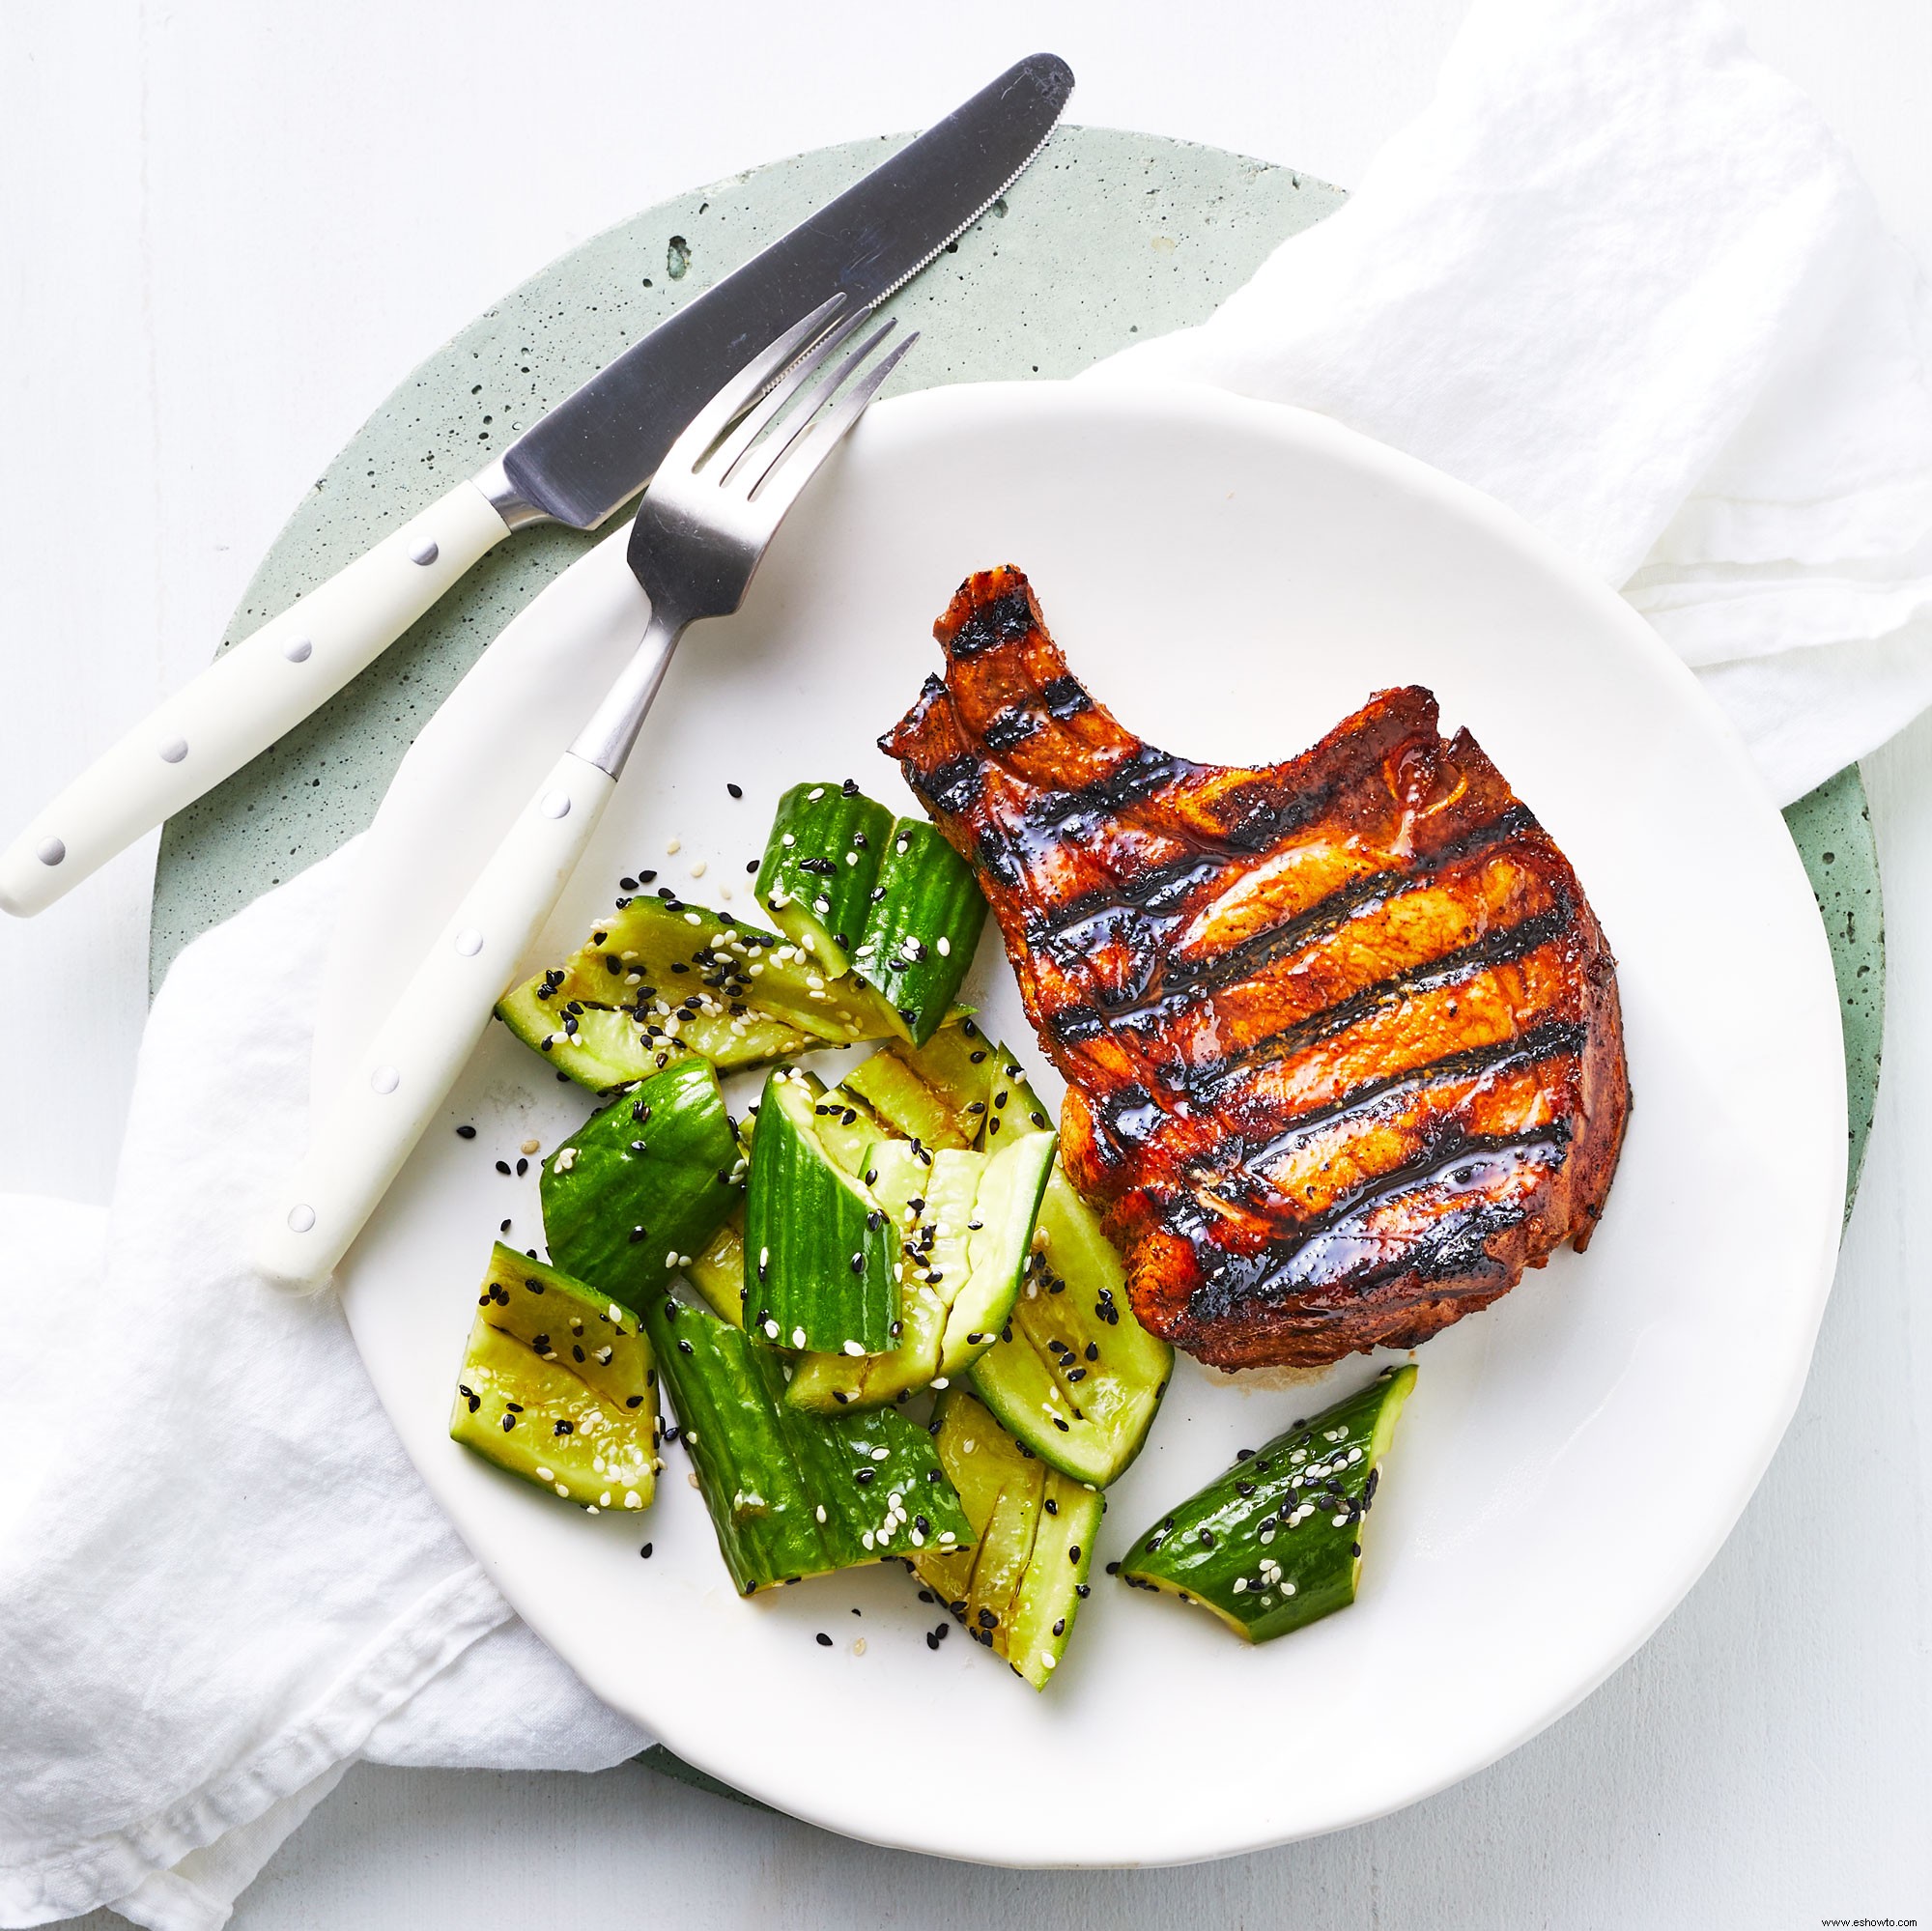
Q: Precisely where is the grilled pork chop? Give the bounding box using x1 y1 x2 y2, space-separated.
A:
881 566 1631 1370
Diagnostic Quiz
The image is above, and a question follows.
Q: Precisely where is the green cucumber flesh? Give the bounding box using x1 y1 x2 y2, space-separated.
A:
685 1210 746 1326
850 818 986 1047
744 1069 897 1354
755 781 895 979
641 1292 972 1595
911 1389 1097 1690
970 1168 1173 1487
450 1244 659 1512
541 1058 742 1315
785 1125 1053 1411
1118 1363 1417 1642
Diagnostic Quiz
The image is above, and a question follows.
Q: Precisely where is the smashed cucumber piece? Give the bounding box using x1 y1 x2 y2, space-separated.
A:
972 1171 1172 1489
497 895 898 1095
842 1021 1172 1484
450 1244 659 1512
787 1127 1055 1413
1117 1364 1417 1642
754 784 985 1046
744 1068 897 1355
852 818 987 1047
911 1389 1101 1690
641 1292 974 1595
756 781 895 979
541 1058 742 1315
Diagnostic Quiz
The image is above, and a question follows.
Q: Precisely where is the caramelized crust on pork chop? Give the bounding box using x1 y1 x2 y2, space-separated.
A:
880 566 1631 1369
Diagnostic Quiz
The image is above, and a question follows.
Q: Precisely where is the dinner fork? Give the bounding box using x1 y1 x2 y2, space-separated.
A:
257 297 914 1291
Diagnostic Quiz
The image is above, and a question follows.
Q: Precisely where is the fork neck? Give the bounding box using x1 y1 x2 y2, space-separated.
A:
569 604 691 781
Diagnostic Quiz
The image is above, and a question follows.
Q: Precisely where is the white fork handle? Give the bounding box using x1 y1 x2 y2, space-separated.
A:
0 478 512 918
254 749 615 1292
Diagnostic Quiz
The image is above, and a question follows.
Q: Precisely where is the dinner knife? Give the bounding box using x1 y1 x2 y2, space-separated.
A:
0 51 1073 919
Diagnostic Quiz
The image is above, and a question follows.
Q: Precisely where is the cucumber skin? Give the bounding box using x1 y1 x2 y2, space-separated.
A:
1118 1364 1417 1643
755 782 895 978
640 1292 973 1596
450 1244 660 1511
541 1060 742 1316
857 819 987 1047
744 1071 897 1355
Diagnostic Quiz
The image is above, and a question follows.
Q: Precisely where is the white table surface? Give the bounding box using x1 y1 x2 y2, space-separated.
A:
5 2 1927 1924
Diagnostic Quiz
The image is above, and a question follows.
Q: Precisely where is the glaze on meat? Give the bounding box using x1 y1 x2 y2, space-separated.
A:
880 566 1631 1370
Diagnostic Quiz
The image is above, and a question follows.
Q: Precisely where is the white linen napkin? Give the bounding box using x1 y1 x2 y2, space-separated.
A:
1087 0 1932 807
7 0 1931 1924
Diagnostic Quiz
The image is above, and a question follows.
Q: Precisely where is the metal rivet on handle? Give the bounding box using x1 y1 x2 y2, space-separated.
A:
409 538 440 566
158 736 188 764
370 1065 400 1094
36 838 65 867
287 1204 316 1234
539 791 572 819
454 928 484 956
284 636 314 664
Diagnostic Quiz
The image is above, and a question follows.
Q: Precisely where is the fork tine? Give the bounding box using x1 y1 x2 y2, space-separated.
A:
659 292 848 478
714 304 876 487
747 325 915 507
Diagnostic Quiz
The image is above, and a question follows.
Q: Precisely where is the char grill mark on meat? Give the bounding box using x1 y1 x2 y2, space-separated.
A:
880 566 1632 1370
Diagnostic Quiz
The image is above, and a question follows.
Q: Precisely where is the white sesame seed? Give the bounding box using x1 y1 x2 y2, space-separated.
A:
792 1327 807 1348
666 837 682 854
853 1636 867 1655
937 937 951 956
807 786 825 801
689 859 707 878
842 1340 866 1357
536 1466 554 1481
870 1446 890 1461
815 1504 827 1523
555 1483 570 1496
781 832 796 846
625 1491 642 1508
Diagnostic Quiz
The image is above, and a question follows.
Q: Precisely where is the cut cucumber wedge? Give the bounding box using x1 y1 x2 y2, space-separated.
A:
754 787 986 1047
498 895 900 1094
744 1068 897 1355
640 1292 973 1595
786 1125 1056 1413
1117 1364 1417 1643
450 1244 659 1512
840 1022 1171 1485
911 1389 1101 1690
850 818 986 1047
971 1169 1172 1488
755 781 895 979
541 1058 743 1315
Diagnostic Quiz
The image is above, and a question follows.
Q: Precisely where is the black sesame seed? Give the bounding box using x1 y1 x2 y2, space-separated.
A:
495 1160 511 1176
1105 1560 1121 1575
455 1124 477 1140
726 782 743 799
815 1632 833 1647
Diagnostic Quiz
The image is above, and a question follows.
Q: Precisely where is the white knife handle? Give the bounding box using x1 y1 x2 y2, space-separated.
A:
254 750 616 1292
0 478 513 918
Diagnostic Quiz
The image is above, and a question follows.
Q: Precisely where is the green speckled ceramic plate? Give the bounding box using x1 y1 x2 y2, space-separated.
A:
147 127 1883 1205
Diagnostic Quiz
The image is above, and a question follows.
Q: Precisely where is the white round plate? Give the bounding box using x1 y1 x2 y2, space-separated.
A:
321 382 1845 1866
